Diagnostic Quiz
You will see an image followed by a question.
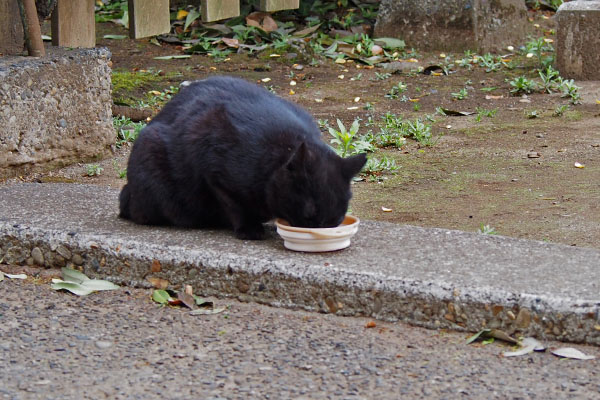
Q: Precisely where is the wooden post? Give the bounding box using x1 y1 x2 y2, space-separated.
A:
128 0 170 39
17 0 45 56
201 0 240 22
0 0 25 55
51 0 95 48
259 0 299 12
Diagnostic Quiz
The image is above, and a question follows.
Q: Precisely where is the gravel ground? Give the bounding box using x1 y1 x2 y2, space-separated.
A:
1 266 599 400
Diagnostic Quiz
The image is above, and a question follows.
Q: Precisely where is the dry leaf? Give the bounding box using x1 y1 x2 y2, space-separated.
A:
221 38 240 48
381 207 392 212
551 347 595 360
503 338 544 357
289 89 295 95
365 321 377 328
574 162 585 168
177 291 197 310
261 78 271 83
147 277 169 289
184 285 193 296
485 95 504 100
290 80 297 86
246 12 278 32
151 259 161 273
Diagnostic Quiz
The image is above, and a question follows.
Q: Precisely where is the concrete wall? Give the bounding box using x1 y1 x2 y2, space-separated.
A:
374 0 529 53
0 47 114 179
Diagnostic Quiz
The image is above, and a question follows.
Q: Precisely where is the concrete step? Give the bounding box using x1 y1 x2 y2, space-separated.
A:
1 183 599 344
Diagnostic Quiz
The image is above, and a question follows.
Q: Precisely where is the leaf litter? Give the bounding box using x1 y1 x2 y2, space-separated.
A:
467 328 594 361
51 267 120 296
151 285 226 316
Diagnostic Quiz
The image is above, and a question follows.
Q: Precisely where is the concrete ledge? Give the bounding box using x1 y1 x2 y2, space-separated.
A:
0 47 114 179
1 183 600 344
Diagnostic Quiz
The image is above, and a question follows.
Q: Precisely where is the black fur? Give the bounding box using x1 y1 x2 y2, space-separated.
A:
119 76 367 240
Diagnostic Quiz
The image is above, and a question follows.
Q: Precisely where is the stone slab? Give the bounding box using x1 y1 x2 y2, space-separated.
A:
374 0 529 53
1 183 599 344
555 0 600 80
0 47 114 179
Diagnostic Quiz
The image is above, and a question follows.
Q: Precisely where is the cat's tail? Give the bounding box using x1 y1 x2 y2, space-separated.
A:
118 184 131 220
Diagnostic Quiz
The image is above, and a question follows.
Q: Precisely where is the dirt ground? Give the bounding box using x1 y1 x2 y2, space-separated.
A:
8 13 600 249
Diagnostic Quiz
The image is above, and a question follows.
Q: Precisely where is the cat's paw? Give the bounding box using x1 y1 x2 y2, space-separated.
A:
234 224 266 240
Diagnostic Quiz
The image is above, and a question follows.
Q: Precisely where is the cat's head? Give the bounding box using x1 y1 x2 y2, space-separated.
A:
267 142 367 228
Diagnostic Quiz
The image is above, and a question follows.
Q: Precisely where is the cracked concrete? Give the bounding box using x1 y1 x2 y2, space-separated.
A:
1 183 599 344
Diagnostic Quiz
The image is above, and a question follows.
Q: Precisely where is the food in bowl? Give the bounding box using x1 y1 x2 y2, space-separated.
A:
275 215 360 252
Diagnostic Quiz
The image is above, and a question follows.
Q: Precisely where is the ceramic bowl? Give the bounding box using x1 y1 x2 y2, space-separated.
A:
275 215 360 252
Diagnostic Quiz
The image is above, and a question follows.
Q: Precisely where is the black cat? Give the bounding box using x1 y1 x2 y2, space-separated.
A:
119 76 366 240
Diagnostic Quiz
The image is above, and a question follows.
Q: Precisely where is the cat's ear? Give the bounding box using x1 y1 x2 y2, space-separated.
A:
285 142 308 171
341 153 367 180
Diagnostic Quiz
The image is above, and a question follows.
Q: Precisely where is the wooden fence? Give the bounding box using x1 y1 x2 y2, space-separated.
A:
52 0 300 49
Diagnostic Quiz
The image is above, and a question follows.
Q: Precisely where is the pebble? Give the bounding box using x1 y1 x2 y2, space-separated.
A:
31 247 44 265
95 340 113 349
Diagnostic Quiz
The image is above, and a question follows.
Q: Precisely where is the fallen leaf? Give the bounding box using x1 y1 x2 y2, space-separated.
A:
51 281 94 296
373 37 405 50
551 347 595 360
190 307 226 316
503 337 545 357
335 58 346 64
246 12 278 32
221 38 240 48
314 99 323 103
290 80 297 86
346 106 358 110
596 100 600 104
338 75 345 79
485 95 504 100
176 9 188 20
354 97 360 102
153 55 191 60
422 65 447 76
147 277 169 289
61 267 89 284
527 152 541 158
574 162 585 168
293 24 321 37
0 271 3 282
152 289 172 304
151 259 161 273
289 90 295 95
439 108 474 116
261 78 271 83
466 329 518 345
365 321 377 328
4 273 27 279
381 207 392 212
103 34 127 40
177 291 197 310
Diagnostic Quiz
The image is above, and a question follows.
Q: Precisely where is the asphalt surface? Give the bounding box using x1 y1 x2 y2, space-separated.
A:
1 272 599 400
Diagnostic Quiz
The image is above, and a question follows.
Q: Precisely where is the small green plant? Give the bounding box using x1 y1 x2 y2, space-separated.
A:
553 104 569 117
114 116 145 148
478 53 502 72
86 164 103 177
413 103 421 112
385 82 408 99
509 75 537 94
361 155 399 177
538 65 561 93
522 36 555 68
478 224 497 235
451 88 469 100
328 119 374 157
475 107 498 122
404 119 438 146
557 78 581 104
372 72 392 81
526 109 540 119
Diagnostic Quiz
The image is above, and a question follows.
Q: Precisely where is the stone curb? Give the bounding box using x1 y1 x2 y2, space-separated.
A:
1 183 599 345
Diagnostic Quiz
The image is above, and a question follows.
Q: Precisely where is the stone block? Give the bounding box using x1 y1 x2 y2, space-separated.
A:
555 1 600 80
374 0 529 53
0 47 114 179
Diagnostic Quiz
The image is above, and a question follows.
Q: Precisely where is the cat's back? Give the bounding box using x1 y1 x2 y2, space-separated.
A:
152 76 321 142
